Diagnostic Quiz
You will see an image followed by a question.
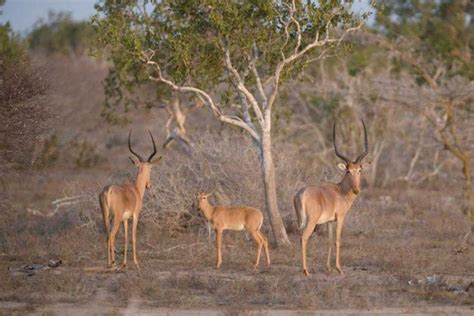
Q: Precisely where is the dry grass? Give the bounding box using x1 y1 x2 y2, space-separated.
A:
1 185 473 312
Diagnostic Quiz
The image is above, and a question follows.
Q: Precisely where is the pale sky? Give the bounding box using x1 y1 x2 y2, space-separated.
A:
1 0 373 35
1 0 97 34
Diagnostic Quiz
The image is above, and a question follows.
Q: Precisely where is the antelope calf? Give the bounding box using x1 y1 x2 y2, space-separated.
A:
294 119 369 276
99 130 161 269
197 192 271 269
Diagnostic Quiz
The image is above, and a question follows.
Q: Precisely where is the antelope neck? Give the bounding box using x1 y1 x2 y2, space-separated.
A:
134 167 148 199
338 173 357 198
199 199 215 221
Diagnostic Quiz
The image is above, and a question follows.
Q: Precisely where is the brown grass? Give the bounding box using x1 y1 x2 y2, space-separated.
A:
1 184 473 312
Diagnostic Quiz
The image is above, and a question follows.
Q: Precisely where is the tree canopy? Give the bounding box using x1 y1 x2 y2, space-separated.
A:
92 0 364 117
374 0 473 80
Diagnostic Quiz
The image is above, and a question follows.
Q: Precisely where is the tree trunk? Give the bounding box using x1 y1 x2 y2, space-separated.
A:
260 130 291 247
466 190 474 234
461 156 474 233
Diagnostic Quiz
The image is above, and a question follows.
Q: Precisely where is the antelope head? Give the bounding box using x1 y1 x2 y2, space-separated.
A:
197 192 212 205
128 130 162 189
333 119 369 195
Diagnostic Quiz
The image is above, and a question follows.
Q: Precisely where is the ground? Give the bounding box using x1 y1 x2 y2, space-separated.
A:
1 226 473 314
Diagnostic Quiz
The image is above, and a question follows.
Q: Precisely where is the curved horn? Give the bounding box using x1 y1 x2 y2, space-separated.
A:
128 130 145 162
147 130 158 162
355 119 369 163
333 122 350 164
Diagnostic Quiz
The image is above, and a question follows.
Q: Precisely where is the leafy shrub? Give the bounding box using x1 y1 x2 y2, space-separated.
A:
28 11 95 56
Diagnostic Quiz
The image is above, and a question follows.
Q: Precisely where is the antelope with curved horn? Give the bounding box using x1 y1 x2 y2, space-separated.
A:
294 119 369 276
197 192 270 269
99 130 162 269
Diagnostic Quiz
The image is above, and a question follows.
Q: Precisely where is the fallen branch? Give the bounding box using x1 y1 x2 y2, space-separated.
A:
27 195 88 217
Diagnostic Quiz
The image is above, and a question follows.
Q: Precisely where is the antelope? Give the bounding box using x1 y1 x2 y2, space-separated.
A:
99 130 162 269
197 192 271 269
294 119 369 276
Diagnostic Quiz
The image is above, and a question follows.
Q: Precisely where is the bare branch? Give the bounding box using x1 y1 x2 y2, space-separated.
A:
223 47 265 127
365 33 439 90
250 44 268 110
141 51 260 142
267 20 364 111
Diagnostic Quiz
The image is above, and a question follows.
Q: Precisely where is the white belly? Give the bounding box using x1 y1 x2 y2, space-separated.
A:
317 213 336 224
122 211 132 221
226 223 245 231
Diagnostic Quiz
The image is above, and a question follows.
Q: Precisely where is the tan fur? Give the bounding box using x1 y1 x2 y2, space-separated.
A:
295 162 366 276
197 192 270 269
295 120 369 276
99 131 161 270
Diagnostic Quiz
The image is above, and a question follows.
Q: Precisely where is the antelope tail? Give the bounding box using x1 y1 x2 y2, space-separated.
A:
294 192 307 230
99 187 111 234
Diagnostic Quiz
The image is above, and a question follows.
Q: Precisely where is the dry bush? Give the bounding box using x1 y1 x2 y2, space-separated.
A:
0 59 51 170
138 132 312 236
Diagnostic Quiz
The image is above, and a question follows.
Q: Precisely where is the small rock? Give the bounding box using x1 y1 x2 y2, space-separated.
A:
426 274 439 285
447 285 467 295
9 259 62 276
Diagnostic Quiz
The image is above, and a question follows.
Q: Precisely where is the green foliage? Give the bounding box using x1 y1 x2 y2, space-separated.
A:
72 139 103 168
0 22 26 64
35 135 60 168
374 0 474 79
310 95 340 116
92 0 361 120
347 48 369 76
28 11 95 55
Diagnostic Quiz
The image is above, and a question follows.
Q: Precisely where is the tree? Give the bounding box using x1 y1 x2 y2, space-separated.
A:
28 11 95 56
92 0 365 246
371 0 474 234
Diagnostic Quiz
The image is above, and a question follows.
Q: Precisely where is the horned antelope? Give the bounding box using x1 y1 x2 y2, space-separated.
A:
197 192 271 269
294 119 369 276
99 130 162 269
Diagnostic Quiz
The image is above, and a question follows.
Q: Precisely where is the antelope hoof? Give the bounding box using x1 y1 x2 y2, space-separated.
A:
336 266 343 275
122 263 127 270
303 269 310 276
134 261 140 270
327 266 332 273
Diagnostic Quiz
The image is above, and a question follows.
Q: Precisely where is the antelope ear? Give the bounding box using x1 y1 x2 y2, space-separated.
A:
361 160 372 169
151 156 163 165
129 156 140 167
337 163 346 171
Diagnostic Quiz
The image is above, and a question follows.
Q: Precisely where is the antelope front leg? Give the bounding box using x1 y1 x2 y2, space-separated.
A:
301 220 317 276
335 217 345 274
327 221 335 273
107 234 111 267
122 220 128 269
215 229 223 268
132 215 140 270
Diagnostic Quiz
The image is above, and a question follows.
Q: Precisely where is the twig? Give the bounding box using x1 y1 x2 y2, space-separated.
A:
146 242 207 255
